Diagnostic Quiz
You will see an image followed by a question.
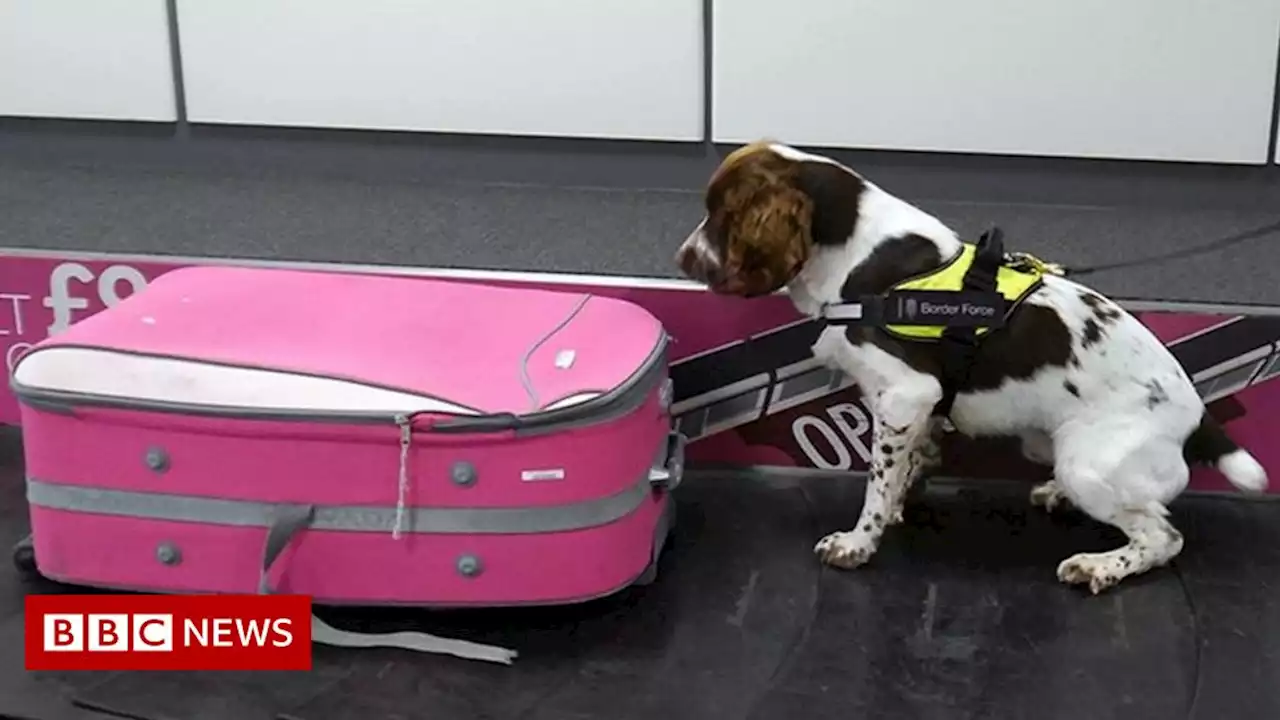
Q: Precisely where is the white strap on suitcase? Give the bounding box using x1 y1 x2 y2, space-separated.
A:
259 505 519 665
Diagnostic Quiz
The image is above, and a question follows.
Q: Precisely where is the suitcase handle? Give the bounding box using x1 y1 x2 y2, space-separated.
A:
258 504 316 594
648 431 687 491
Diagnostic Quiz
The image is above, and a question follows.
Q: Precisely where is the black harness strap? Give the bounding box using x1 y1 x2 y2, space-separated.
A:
745 333 780 421
932 226 1006 418
816 226 1018 420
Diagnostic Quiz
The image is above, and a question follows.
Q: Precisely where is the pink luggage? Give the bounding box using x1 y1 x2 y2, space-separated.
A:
11 265 682 608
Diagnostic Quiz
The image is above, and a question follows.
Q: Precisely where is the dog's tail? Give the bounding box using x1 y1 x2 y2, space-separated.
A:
1183 410 1268 493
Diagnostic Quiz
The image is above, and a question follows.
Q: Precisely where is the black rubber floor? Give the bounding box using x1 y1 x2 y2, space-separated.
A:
3 424 1280 720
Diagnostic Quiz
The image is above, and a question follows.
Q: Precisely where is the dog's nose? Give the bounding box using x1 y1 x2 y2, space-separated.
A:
675 242 721 286
674 242 697 276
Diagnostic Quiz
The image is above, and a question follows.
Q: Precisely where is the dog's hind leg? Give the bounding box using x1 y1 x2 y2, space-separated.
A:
1052 427 1189 594
815 350 942 569
1056 503 1184 594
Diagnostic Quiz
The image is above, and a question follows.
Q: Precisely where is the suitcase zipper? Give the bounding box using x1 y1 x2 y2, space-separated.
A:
394 413 414 539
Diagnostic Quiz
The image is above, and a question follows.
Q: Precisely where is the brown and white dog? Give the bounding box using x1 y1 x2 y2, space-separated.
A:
675 140 1268 594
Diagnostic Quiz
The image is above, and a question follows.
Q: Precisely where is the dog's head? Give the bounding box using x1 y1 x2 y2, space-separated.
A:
675 141 864 297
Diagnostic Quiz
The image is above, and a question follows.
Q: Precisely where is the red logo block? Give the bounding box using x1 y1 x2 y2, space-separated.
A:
25 594 312 671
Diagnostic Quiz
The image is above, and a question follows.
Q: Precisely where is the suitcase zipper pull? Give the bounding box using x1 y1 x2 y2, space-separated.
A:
393 413 413 539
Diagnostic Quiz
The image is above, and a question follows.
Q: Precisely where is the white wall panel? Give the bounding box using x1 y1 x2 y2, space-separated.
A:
176 0 703 141
714 1 1280 164
0 0 176 121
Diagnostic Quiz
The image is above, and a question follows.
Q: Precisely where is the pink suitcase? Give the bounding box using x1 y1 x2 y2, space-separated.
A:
11 265 683 608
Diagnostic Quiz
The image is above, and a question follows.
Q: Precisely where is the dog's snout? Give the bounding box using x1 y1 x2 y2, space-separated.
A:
675 224 723 286
676 244 722 286
675 242 706 280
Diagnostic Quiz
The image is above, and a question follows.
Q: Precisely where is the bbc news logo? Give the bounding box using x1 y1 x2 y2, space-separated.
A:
43 613 296 652
26 594 312 671
44 613 176 651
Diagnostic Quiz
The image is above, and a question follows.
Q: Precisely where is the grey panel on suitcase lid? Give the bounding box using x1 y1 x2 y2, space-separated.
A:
10 335 670 438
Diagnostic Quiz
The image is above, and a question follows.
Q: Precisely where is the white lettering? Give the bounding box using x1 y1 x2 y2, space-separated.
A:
791 401 876 471
183 618 208 646
183 617 294 648
132 614 174 651
0 292 30 337
87 614 128 652
43 262 94 335
97 264 147 308
236 619 272 646
917 300 996 319
5 341 32 374
44 614 84 651
212 618 234 647
791 415 852 470
271 618 293 647
43 262 149 335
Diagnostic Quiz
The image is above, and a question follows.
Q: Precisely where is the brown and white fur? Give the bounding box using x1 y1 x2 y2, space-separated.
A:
675 140 1268 594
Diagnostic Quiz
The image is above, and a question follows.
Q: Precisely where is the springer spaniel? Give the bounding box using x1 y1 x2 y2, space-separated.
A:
675 140 1268 594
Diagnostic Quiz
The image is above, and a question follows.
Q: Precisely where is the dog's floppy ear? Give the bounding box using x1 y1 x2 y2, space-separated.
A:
794 160 863 248
705 144 817 295
722 182 814 292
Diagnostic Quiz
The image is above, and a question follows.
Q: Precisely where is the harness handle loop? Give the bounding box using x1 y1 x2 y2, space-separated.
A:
932 226 1006 418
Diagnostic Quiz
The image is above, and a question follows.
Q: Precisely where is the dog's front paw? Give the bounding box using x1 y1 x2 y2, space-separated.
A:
1056 552 1122 595
814 532 875 569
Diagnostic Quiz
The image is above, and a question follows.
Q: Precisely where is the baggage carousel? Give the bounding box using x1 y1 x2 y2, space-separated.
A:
2 123 1279 720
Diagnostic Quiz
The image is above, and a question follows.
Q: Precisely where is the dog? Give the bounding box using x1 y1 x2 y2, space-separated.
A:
674 140 1268 594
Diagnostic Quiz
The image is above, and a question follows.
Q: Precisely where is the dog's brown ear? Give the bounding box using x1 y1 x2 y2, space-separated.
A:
722 183 814 294
794 161 864 247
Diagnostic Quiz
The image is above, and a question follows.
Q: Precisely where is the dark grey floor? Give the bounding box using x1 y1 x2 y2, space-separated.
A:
3 422 1280 720
2 123 1280 305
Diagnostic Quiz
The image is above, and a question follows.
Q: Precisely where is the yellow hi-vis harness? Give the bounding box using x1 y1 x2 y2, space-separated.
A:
817 226 1064 417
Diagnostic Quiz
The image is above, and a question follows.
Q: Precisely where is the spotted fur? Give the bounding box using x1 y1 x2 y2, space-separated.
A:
676 141 1269 594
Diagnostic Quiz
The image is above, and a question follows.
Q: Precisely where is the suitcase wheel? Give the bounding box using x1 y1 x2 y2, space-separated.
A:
632 500 677 587
633 561 659 586
12 534 36 575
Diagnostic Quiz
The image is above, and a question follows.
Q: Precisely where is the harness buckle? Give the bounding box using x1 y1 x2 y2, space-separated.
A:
1006 251 1066 277
820 297 879 326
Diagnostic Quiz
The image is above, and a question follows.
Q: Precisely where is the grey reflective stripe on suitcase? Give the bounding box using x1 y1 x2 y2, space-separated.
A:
24 475 652 534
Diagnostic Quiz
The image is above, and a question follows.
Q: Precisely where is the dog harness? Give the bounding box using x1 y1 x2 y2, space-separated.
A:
818 227 1063 418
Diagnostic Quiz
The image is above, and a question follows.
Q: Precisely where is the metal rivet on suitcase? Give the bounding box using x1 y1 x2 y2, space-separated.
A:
456 554 483 578
145 447 170 473
155 542 182 565
450 461 477 487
